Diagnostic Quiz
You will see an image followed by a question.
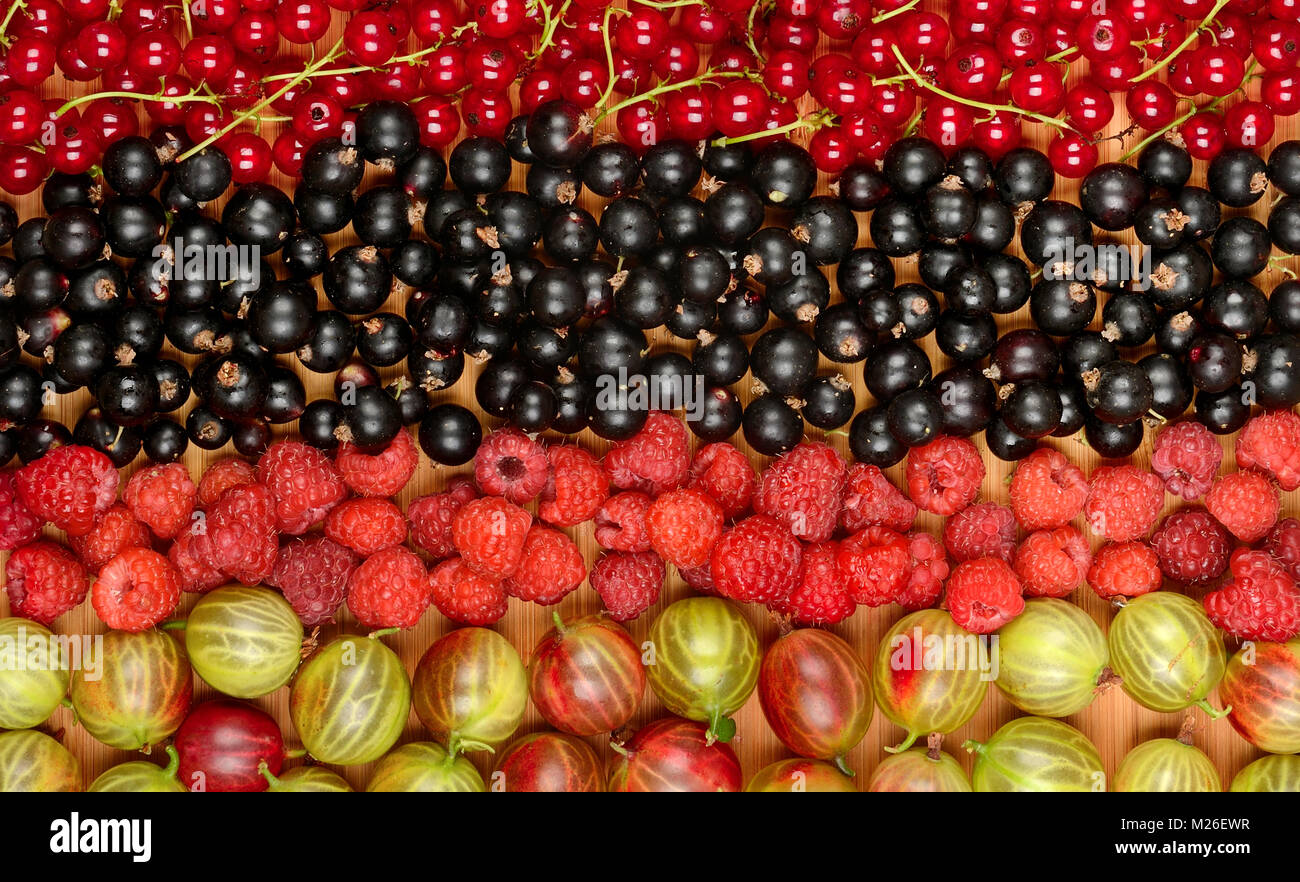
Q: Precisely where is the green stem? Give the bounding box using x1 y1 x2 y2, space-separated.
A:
1196 699 1231 720
551 609 567 634
710 111 832 147
1131 0 1231 83
177 36 346 162
528 0 572 60
1044 46 1078 63
56 89 221 118
885 730 920 754
1118 77 1241 162
368 627 401 640
833 754 856 777
261 43 446 82
181 0 192 40
962 738 985 755
159 619 187 631
162 745 181 779
0 0 27 46
594 69 746 125
872 0 919 22
593 6 625 111
889 46 1072 132
745 0 769 62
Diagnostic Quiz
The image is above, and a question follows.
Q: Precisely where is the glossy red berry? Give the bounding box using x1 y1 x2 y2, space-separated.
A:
411 0 464 42
895 10 949 58
944 43 1002 99
973 110 1022 159
344 9 400 65
230 12 279 58
1223 101 1275 149
1263 69 1300 115
1008 62 1066 114
1063 81 1114 133
616 102 666 153
1253 19 1300 71
0 90 43 145
997 17 1046 67
65 0 112 21
118 0 177 33
49 120 102 175
653 36 700 83
8 36 58 87
922 98 975 150
871 82 916 127
518 68 562 114
182 34 237 84
615 8 669 60
291 91 344 140
82 98 140 143
183 102 234 145
460 87 512 139
126 29 182 78
1180 111 1227 160
145 76 197 125
224 131 273 184
664 86 715 141
766 14 821 52
680 4 731 42
1190 45 1245 97
762 48 811 99
474 0 529 38
413 95 460 148
850 22 897 75
77 21 129 69
57 42 101 82
423 45 469 95
560 57 607 108
1047 131 1097 177
190 0 239 32
712 80 769 138
1089 47 1142 90
1125 81 1177 131
1076 14 1131 61
0 145 48 193
10 0 71 42
276 0 332 44
271 128 308 175
815 0 871 41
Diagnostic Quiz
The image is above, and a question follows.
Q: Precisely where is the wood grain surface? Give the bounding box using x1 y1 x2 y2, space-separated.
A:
1 2 1290 790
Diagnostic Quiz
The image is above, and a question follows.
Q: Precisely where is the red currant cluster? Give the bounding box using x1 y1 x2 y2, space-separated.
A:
0 0 1296 194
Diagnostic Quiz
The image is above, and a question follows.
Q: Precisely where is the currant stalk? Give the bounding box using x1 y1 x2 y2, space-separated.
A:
178 37 348 162
872 0 919 23
56 87 223 118
261 42 447 82
1120 59 1256 161
889 46 1073 132
593 68 746 124
711 109 836 147
1130 0 1232 83
0 0 27 47
528 0 572 60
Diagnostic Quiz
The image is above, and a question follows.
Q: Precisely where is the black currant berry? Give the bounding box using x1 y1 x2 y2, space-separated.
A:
849 405 905 467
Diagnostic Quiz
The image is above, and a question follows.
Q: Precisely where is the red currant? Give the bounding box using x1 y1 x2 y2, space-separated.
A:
815 0 871 41
118 0 177 33
225 131 273 183
101 66 156 94
709 42 757 73
973 110 1022 159
766 14 821 52
664 85 715 141
1199 11 1251 58
423 45 468 94
1223 100 1276 149
411 0 464 42
1076 14 1131 61
851 22 897 76
221 58 263 110
615 8 669 60
1180 111 1227 160
369 60 423 101
77 21 128 70
616 101 666 153
1047 131 1097 177
1052 0 1091 19
1008 62 1066 114
679 4 731 42
1263 69 1300 114
0 146 48 194
1008 0 1050 16
1089 47 1142 90
922 98 975 150
82 97 140 143
950 13 997 42
231 12 280 58
944 43 1002 100
474 0 528 39
871 82 916 127
276 0 332 44
1113 0 1168 26
9 36 58 87
184 103 234 145
654 36 700 83
1142 13 1185 61
0 90 43 146
1271 0 1300 19
271 128 308 175
1125 81 1176 131
1253 19 1300 71
895 10 949 59
712 79 770 138
413 95 460 148
809 126 855 175
344 9 400 65
1190 45 1245 97
49 120 102 175
191 0 239 31
464 38 521 91
997 18 1046 67
291 91 344 140
182 34 237 84
612 54 652 96
1064 81 1115 132
460 87 512 138
518 68 561 114
65 0 112 21
560 57 607 108
126 29 181 78
773 0 818 18
10 0 70 42
763 48 812 99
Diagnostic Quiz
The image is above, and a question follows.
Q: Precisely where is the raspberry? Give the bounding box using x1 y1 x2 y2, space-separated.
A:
1204 549 1300 642
15 444 118 537
771 540 855 625
1206 469 1279 542
897 532 949 610
710 515 804 604
754 441 846 543
837 526 911 606
1236 409 1300 491
539 445 609 527
590 551 665 622
451 496 532 578
679 559 716 593
593 491 653 552
839 463 917 533
324 497 408 556
0 469 42 550
604 411 690 495
69 503 151 573
1150 420 1222 500
906 436 984 517
168 521 226 594
1084 465 1165 541
4 541 89 625
430 557 509 625
257 441 347 534
91 548 183 632
1087 541 1162 599
1013 526 1091 597
1152 509 1232 585
943 502 1017 563
944 557 1025 634
335 429 418 497
407 478 477 560
687 442 756 519
646 487 724 569
1008 447 1088 530
1265 518 1300 582
268 534 357 626
205 482 279 584
124 462 198 540
347 545 432 629
197 458 256 508
503 525 586 605
474 428 550 503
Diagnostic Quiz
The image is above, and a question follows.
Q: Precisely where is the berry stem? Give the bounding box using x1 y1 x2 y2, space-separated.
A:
593 6 630 110
889 46 1072 132
1118 65 1245 161
1130 0 1231 83
710 110 834 146
177 37 347 162
884 729 921 754
528 0 572 60
1045 46 1078 63
872 0 919 22
56 88 223 118
0 0 27 47
159 619 187 630
593 68 746 124
261 43 446 82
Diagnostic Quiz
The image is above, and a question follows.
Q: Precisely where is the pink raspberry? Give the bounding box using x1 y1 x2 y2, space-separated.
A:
604 412 690 495
839 463 917 533
754 441 847 543
1150 420 1222 500
590 551 665 622
942 502 1017 563
474 428 550 504
896 532 949 611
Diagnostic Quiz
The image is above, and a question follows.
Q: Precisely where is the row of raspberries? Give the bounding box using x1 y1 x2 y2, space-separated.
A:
3 407 1300 642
